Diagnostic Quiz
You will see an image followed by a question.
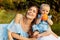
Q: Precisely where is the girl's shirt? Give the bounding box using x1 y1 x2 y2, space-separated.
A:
32 14 52 33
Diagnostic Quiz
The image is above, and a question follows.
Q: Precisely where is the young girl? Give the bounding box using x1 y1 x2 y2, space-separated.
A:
32 4 59 40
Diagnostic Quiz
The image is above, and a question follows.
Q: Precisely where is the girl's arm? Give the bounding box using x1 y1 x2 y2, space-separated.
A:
36 18 41 24
36 15 43 24
37 30 51 37
47 18 53 25
37 26 52 37
37 26 59 38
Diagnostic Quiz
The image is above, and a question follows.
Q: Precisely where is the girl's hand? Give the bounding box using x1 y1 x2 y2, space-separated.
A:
41 14 48 21
29 38 37 40
33 31 39 38
40 14 43 19
37 34 42 38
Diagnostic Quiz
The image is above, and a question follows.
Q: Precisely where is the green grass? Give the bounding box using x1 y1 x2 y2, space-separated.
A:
0 9 16 23
51 23 60 36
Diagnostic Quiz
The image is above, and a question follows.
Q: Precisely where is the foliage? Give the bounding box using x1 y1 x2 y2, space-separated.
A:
0 0 60 12
51 23 60 36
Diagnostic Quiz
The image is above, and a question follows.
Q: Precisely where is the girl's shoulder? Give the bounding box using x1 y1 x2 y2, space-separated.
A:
48 15 52 19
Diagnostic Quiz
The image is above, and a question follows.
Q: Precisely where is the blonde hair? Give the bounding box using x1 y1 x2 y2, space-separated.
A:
40 4 50 10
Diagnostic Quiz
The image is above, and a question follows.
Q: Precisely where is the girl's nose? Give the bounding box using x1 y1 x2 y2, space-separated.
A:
44 11 46 14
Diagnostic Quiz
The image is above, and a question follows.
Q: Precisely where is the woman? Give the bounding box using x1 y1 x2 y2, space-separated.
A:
7 5 38 40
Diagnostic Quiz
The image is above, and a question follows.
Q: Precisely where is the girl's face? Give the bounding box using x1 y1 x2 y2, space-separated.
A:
40 6 50 14
26 6 38 19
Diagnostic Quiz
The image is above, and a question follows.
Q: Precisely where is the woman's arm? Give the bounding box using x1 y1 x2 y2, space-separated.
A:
11 32 27 40
48 27 59 38
12 32 37 40
8 30 29 40
8 30 37 40
8 30 13 40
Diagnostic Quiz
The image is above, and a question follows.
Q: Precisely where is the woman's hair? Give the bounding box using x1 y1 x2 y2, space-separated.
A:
27 5 39 38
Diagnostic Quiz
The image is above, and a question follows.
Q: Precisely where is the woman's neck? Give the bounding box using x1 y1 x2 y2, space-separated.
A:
23 17 33 25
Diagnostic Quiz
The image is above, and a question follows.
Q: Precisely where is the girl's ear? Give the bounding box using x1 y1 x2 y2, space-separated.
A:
48 13 50 15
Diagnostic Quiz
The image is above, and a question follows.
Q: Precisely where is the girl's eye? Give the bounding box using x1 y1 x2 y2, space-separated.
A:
42 10 45 11
46 11 48 12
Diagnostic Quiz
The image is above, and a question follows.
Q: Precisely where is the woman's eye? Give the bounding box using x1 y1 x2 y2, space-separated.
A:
33 10 36 13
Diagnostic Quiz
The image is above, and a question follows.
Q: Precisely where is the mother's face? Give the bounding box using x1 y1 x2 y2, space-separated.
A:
26 6 38 20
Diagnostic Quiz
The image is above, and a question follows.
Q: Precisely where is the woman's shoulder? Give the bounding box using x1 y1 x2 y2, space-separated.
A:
16 13 23 18
14 13 23 23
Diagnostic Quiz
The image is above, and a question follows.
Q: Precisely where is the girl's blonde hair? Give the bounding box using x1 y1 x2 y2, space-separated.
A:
40 4 50 10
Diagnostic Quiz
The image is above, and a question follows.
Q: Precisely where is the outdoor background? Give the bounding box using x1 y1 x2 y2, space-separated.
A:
0 0 60 36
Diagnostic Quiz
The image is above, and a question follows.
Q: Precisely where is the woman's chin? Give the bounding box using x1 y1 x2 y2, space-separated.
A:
26 16 34 19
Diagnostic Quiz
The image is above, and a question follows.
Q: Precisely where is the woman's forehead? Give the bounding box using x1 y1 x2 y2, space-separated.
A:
30 6 38 10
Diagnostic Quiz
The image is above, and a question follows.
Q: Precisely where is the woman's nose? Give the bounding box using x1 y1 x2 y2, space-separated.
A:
30 10 33 13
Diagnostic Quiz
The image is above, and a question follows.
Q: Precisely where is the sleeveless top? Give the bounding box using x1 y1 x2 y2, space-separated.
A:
7 20 29 40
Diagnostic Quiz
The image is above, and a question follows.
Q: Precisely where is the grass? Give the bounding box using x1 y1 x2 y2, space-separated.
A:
51 23 60 36
0 9 16 23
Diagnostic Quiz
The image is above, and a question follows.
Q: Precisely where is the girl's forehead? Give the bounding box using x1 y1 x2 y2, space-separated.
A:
41 6 50 10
